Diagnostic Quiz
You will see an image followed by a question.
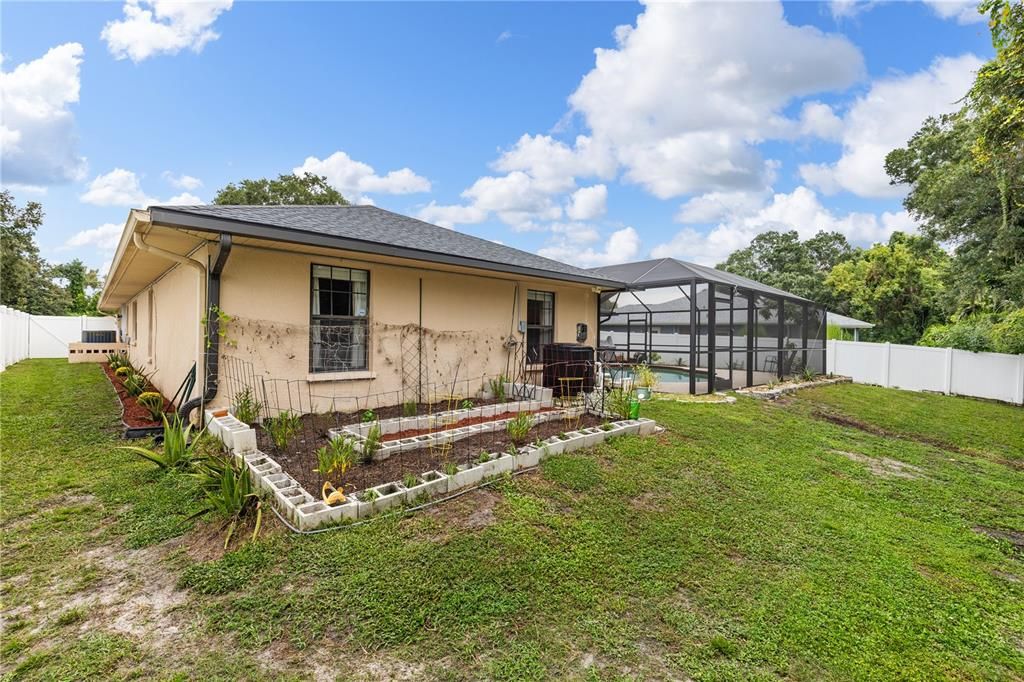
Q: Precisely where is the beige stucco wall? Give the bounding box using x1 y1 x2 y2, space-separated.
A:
215 244 599 413
121 247 206 403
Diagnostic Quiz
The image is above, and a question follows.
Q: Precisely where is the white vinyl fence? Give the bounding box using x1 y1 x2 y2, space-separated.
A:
827 339 1024 405
1 305 119 371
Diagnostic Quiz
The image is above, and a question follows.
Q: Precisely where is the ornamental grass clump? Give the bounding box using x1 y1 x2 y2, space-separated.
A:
361 423 382 464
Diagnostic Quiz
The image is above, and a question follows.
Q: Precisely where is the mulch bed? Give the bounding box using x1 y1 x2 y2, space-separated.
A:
262 410 603 495
101 362 173 428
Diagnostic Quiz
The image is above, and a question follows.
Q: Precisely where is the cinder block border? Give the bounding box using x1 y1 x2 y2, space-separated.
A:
206 407 658 531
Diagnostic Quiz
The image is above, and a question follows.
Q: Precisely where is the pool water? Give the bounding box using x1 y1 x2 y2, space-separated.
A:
606 366 697 384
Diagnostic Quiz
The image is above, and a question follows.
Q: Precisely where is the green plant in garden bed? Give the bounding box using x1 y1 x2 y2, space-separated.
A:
114 365 131 378
232 386 263 425
263 410 301 450
361 423 382 464
315 437 355 481
606 388 632 420
402 400 417 417
107 352 129 370
361 409 376 423
122 370 150 397
488 375 507 401
506 413 533 445
442 461 459 476
137 392 165 421
402 472 421 489
116 414 200 470
187 456 262 549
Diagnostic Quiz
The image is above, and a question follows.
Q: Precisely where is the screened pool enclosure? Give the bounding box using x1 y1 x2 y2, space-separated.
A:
590 258 827 395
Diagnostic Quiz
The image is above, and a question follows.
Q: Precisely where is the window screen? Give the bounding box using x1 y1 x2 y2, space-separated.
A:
310 265 369 372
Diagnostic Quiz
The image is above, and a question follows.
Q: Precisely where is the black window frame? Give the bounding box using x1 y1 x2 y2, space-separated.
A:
309 263 371 373
526 290 555 363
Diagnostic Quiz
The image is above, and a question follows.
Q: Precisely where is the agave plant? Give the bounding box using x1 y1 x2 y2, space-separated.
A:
116 414 201 470
188 457 262 549
137 391 165 421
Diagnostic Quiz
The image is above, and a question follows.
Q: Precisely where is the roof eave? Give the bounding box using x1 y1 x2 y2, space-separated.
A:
149 206 625 289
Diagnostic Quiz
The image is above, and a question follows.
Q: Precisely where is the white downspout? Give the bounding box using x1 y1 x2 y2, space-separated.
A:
132 229 207 397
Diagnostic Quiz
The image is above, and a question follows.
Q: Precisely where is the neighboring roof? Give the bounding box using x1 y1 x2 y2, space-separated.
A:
148 204 622 288
588 257 813 302
827 312 874 329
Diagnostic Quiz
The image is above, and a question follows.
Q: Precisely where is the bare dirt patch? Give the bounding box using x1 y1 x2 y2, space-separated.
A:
973 526 1024 551
831 449 926 480
421 487 502 533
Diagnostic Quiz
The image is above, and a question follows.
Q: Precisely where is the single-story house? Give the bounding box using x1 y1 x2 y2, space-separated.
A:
98 205 624 419
827 311 874 341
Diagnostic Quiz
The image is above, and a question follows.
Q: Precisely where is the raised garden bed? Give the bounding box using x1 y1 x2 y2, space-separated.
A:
263 409 603 495
101 362 172 438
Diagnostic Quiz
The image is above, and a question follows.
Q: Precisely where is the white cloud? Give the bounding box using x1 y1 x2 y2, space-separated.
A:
162 171 202 190
165 192 202 205
653 185 918 265
294 151 431 204
675 190 769 224
566 184 607 221
416 201 488 229
461 171 563 229
801 54 982 198
568 0 864 197
798 101 844 140
80 168 157 206
101 0 233 62
539 226 641 268
80 168 205 206
497 30 513 43
0 43 87 185
62 222 123 252
923 0 984 23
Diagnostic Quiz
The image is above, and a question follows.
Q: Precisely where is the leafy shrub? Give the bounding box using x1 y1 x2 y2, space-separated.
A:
460 399 474 410
361 409 376 423
920 316 996 352
992 309 1024 355
137 392 165 421
606 388 632 420
115 366 131 378
188 456 262 549
117 414 199 470
263 411 301 450
506 413 533 445
361 423 381 464
233 387 263 425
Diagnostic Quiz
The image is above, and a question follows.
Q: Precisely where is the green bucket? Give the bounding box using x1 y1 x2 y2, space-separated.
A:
628 398 640 419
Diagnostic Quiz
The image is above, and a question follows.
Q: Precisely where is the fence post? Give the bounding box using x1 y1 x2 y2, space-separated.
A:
882 342 892 388
1016 354 1024 406
943 347 953 395
826 339 836 374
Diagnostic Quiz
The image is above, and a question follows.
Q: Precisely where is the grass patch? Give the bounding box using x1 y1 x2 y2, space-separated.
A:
2 360 1022 680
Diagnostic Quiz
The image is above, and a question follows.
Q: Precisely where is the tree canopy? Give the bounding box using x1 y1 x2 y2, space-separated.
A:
213 173 348 206
717 230 857 307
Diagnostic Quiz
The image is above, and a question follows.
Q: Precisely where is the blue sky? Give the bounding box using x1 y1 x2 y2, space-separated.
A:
1 1 994 276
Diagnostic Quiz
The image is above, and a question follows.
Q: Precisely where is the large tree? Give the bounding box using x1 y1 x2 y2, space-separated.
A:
718 229 857 306
826 232 949 344
885 0 1024 315
52 259 101 315
213 173 348 205
1 191 68 314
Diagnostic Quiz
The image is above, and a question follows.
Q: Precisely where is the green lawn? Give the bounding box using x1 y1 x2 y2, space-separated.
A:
1 360 1022 680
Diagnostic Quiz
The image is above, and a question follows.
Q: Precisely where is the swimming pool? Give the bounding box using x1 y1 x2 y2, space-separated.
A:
605 365 705 385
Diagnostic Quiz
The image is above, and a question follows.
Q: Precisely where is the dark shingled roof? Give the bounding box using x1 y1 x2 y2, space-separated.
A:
589 257 812 302
148 204 622 288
